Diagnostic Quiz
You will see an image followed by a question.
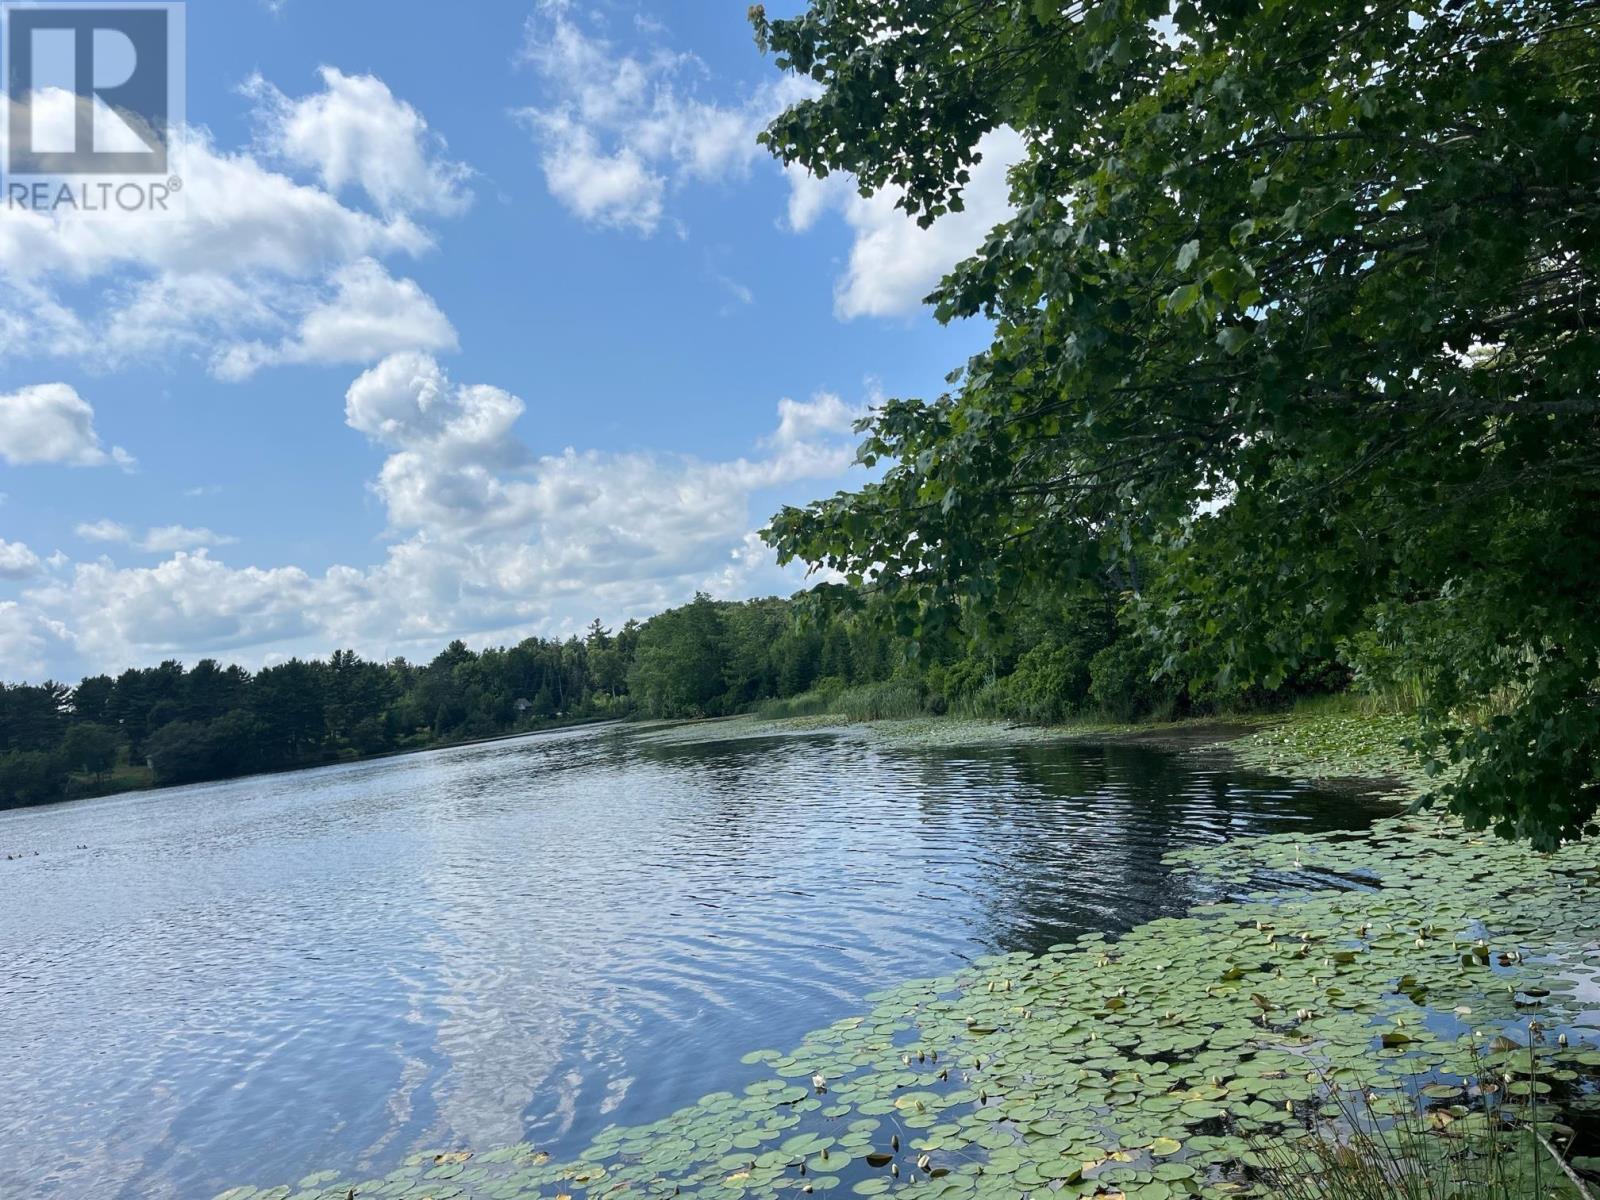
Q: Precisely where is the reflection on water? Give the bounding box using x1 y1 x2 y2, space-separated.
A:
0 723 1387 1199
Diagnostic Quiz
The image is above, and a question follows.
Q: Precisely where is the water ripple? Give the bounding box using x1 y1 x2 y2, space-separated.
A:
0 723 1390 1200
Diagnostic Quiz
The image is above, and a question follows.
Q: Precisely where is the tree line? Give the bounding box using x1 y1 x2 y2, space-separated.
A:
0 574 1346 810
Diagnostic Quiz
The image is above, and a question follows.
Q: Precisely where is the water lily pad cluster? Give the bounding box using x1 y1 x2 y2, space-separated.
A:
1224 712 1435 800
217 801 1600 1200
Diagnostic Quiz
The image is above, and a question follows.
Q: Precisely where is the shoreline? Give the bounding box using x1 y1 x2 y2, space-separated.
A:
1 713 625 819
8 706 1427 829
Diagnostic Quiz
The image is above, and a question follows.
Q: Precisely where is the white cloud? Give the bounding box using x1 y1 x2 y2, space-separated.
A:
345 351 523 462
0 384 133 468
27 552 321 667
516 4 815 235
17 361 868 677
75 520 237 553
245 67 473 216
139 526 240 554
345 354 858 543
0 539 41 580
526 111 664 234
75 519 132 544
212 258 458 380
789 128 1027 320
0 601 55 679
0 74 457 378
0 126 428 284
767 392 860 450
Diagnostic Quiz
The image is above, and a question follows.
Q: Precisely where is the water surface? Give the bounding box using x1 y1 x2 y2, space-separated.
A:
0 722 1388 1199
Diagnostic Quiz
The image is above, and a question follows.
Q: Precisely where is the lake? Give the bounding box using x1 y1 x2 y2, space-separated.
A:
0 721 1389 1199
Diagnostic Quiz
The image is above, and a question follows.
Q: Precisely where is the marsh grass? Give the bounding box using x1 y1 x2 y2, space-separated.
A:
1253 1056 1594 1200
756 681 926 722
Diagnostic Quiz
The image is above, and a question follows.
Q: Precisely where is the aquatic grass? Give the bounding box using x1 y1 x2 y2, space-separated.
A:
757 692 844 720
1244 1040 1599 1200
1252 1110 1542 1199
752 681 927 723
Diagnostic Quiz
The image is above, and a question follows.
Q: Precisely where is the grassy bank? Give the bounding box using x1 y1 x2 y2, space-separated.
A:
219 709 1600 1200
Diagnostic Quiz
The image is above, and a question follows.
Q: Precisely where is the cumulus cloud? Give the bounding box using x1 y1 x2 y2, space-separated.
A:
0 602 55 679
516 3 815 235
0 128 428 285
75 520 237 553
0 384 133 468
345 353 859 544
212 258 458 381
525 111 665 234
0 69 460 378
245 66 473 216
17 361 869 677
785 128 1028 320
26 553 321 667
0 539 42 580
75 519 132 544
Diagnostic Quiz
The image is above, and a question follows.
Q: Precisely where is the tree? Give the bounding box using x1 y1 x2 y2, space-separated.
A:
0 682 70 753
185 659 249 723
145 712 263 786
71 675 116 727
323 650 396 747
754 0 1600 847
250 659 326 762
60 723 118 779
0 750 64 809
629 593 731 718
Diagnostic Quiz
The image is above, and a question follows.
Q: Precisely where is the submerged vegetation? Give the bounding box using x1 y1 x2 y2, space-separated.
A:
214 719 1600 1200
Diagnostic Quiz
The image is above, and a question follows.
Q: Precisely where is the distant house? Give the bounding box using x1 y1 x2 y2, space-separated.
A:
514 698 533 715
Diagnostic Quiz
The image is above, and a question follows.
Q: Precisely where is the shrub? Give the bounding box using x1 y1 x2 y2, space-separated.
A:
1088 637 1179 721
1000 642 1093 723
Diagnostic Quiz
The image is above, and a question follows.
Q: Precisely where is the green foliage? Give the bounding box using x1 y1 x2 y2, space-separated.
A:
629 594 734 718
145 713 264 786
0 750 64 808
59 723 118 778
757 677 848 720
0 680 69 753
829 680 926 722
753 0 1600 847
1088 638 1179 723
1002 642 1095 723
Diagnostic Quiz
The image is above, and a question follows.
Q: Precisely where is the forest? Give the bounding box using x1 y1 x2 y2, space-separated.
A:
0 572 1342 808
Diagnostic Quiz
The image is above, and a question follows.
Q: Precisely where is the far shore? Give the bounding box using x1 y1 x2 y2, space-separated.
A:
5 705 1417 825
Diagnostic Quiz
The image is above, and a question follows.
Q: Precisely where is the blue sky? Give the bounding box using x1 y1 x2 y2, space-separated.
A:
0 0 1021 682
